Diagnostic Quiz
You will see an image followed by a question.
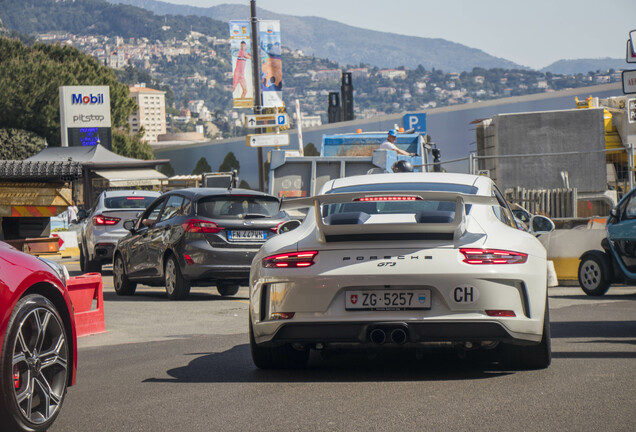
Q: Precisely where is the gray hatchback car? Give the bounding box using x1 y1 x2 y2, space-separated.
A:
113 188 290 300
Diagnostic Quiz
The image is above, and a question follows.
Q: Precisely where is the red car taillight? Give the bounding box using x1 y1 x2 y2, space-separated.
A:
93 215 120 225
182 219 224 234
460 248 527 264
263 251 318 268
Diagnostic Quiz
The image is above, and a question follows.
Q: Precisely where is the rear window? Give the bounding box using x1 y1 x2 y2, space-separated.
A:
323 182 477 218
104 196 156 209
197 195 280 219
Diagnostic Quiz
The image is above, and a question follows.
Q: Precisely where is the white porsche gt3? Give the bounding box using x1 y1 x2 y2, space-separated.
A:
249 173 550 370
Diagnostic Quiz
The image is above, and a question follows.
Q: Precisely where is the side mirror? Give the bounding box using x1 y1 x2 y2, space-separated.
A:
530 215 555 236
277 220 301 234
123 220 136 231
77 209 87 221
610 207 619 219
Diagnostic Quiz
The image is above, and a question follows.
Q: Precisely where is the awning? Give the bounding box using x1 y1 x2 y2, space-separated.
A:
94 169 167 187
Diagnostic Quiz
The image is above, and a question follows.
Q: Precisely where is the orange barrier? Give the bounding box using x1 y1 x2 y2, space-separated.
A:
66 273 106 337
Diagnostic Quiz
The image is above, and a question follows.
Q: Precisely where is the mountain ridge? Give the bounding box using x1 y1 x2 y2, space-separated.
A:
107 0 524 72
541 58 627 75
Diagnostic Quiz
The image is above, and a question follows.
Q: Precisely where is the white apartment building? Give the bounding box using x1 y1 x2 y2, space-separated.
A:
128 86 167 143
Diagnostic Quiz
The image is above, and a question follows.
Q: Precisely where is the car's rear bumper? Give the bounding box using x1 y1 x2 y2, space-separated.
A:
94 243 115 263
255 319 541 348
181 240 261 283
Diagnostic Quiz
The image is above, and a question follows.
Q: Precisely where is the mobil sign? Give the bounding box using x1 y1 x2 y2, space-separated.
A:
60 86 112 148
71 93 106 105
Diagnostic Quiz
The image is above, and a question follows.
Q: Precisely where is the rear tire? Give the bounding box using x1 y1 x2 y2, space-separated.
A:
83 245 102 273
578 253 611 296
164 255 190 300
249 317 309 370
79 244 86 272
499 299 551 370
217 282 240 297
113 254 137 296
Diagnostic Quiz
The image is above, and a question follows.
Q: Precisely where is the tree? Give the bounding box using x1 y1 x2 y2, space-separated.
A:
111 129 154 160
303 142 320 156
192 157 211 175
0 128 45 160
238 180 251 190
158 162 175 177
0 37 136 147
219 152 240 173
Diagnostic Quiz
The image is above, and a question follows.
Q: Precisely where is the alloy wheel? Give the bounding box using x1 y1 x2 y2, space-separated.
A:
12 307 68 425
165 258 176 296
114 257 124 290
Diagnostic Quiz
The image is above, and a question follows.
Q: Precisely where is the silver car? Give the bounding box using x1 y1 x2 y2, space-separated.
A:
79 190 160 272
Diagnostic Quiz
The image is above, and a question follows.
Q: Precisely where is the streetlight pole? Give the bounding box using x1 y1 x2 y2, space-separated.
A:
250 0 265 192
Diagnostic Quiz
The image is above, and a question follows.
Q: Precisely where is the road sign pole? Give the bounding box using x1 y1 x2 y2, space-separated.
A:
250 0 265 192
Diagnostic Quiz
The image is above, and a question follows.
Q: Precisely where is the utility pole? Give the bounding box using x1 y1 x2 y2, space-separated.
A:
250 0 265 192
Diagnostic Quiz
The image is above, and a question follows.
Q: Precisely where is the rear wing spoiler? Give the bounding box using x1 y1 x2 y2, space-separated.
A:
281 191 497 241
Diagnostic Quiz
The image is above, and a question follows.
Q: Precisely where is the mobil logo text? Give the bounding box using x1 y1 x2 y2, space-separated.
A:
71 94 105 104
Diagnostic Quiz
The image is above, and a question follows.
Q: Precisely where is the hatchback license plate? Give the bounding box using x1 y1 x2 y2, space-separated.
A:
345 289 431 310
228 230 266 241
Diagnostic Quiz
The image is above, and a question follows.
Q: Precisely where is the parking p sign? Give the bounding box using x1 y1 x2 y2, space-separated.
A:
403 113 427 133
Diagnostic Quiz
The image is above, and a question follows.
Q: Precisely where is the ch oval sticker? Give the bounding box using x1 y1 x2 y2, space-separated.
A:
453 286 479 303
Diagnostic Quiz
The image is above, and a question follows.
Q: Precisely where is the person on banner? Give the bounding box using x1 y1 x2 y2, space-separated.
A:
379 129 415 156
233 41 251 98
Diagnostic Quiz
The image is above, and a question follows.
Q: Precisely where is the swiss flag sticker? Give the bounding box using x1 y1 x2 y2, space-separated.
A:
350 294 358 304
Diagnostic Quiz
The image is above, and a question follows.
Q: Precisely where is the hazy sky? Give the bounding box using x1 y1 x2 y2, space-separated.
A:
162 0 635 69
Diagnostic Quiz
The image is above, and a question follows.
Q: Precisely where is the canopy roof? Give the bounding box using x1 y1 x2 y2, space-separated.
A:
26 145 168 169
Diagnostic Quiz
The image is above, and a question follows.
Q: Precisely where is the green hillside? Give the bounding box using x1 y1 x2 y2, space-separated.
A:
0 0 226 41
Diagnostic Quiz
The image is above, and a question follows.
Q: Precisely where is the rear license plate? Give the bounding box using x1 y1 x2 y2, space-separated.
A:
228 230 267 241
345 290 431 310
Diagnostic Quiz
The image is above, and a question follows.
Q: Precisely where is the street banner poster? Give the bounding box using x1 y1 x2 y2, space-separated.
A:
259 20 284 107
229 20 254 108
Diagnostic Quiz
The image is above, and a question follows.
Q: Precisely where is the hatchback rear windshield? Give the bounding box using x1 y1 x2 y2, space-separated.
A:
324 182 478 218
197 196 280 219
104 196 156 209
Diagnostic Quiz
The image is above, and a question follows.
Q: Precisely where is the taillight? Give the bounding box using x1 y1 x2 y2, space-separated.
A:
93 215 120 225
270 312 295 320
355 196 421 202
182 219 224 234
460 248 527 264
263 251 318 268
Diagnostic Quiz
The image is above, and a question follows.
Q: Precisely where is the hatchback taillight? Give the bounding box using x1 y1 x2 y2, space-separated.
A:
263 251 318 268
182 219 224 234
93 215 120 226
460 248 527 264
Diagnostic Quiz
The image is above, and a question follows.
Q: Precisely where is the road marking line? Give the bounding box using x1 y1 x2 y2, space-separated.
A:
234 300 250 304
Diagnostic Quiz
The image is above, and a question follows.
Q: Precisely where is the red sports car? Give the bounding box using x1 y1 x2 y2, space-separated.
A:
0 241 77 432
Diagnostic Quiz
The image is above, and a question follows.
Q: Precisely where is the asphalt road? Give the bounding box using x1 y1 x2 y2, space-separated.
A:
49 260 636 432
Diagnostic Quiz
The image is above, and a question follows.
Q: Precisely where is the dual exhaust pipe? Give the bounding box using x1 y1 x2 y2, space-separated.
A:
369 327 408 345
